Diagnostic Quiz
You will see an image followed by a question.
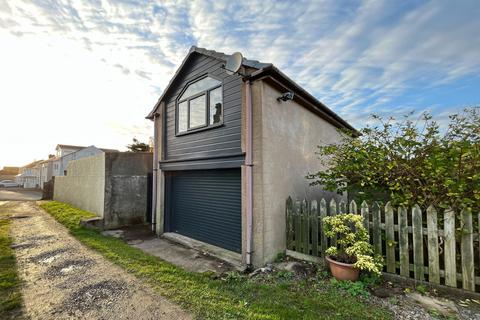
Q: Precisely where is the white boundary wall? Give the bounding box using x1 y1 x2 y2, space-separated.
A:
54 153 105 217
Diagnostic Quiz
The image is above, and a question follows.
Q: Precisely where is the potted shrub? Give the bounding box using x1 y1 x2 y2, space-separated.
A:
323 213 383 281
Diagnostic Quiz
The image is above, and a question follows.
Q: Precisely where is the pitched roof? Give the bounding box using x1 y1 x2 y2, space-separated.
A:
146 46 271 119
40 156 63 163
192 46 272 70
146 46 355 132
98 148 118 152
56 144 87 150
56 144 118 153
23 160 44 168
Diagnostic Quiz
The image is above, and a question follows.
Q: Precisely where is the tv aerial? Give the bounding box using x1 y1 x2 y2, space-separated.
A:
224 52 243 75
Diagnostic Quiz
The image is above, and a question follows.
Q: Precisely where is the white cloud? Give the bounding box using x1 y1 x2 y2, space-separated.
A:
0 0 479 167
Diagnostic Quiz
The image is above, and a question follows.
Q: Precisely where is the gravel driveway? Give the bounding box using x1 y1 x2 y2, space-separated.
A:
4 201 191 320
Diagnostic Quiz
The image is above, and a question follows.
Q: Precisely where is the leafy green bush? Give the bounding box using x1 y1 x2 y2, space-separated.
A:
323 214 383 275
308 107 480 212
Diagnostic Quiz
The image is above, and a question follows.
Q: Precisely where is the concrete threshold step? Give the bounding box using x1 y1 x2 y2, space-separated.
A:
80 217 104 229
162 233 244 271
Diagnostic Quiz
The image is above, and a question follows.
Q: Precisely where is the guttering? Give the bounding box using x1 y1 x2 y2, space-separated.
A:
151 113 158 233
244 79 254 268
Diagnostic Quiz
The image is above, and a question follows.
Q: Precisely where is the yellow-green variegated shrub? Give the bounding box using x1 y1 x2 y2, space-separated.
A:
323 213 383 275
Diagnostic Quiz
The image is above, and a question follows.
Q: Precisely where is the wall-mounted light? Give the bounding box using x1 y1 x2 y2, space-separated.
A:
277 91 294 102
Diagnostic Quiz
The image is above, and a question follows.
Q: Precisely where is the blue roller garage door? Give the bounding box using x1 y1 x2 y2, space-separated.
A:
167 169 242 253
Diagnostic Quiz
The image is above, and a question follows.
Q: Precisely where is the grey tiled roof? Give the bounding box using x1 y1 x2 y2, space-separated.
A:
56 144 87 150
191 46 272 70
147 46 271 118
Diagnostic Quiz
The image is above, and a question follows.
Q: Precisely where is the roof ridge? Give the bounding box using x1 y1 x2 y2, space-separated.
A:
146 46 274 118
191 46 272 69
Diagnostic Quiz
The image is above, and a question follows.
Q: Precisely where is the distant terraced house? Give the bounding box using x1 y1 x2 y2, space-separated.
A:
52 144 118 177
16 160 44 188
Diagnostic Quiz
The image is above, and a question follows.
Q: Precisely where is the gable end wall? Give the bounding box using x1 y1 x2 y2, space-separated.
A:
163 53 244 166
252 81 346 265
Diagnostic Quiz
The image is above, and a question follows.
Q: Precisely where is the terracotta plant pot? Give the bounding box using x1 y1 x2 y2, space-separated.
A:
326 256 360 281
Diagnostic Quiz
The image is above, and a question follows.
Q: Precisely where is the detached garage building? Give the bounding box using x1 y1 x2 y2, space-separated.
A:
147 47 355 267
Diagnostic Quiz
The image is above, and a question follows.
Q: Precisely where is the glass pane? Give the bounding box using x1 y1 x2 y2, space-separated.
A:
178 101 188 132
209 87 222 125
189 95 206 128
179 77 221 101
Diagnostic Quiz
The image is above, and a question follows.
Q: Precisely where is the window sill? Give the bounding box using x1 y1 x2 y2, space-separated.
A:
175 122 224 137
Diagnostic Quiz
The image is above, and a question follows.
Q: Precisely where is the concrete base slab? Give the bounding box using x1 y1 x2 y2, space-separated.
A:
133 237 239 275
162 233 243 271
103 226 241 275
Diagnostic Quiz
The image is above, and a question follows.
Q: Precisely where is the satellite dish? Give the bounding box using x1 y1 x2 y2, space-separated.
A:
225 52 243 75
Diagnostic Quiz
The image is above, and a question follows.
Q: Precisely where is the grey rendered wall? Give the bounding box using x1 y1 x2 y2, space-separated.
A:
163 53 244 168
53 153 105 217
103 152 153 229
252 81 346 265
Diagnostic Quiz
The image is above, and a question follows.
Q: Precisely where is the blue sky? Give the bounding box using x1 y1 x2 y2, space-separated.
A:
0 0 479 167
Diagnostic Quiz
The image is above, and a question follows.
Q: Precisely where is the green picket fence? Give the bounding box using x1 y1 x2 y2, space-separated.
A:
286 197 479 292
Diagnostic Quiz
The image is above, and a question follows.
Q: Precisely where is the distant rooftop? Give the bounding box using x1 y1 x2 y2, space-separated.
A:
56 144 118 153
98 148 119 152
56 144 87 150
22 160 44 168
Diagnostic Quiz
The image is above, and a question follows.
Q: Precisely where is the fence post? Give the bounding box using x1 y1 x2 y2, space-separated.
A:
398 205 409 277
349 200 357 214
412 204 424 280
361 201 369 233
461 208 475 291
339 200 346 214
426 205 440 284
286 197 294 250
329 199 337 247
294 200 301 252
444 208 456 287
372 202 382 255
302 199 309 255
311 200 319 257
319 198 328 255
385 202 396 273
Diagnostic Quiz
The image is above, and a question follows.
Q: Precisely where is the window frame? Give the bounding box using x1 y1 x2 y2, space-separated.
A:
175 74 224 136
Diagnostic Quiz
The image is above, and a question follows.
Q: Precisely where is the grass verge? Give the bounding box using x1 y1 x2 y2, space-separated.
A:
40 201 392 320
0 205 24 319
